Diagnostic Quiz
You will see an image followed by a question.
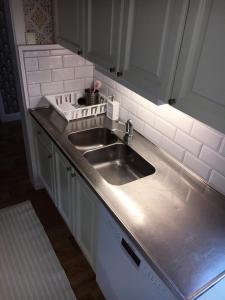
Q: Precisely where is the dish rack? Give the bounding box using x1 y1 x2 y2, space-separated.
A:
45 91 107 122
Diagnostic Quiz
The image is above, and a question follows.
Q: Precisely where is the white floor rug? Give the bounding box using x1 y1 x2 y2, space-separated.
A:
0 201 76 300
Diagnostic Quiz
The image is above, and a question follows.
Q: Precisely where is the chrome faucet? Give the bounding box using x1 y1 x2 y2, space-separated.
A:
124 119 134 144
111 119 134 144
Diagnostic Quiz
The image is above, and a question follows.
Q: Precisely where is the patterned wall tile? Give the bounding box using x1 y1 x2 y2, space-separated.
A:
23 0 54 44
0 0 19 114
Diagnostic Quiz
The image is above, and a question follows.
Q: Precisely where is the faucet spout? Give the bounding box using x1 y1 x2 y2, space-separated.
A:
111 119 134 144
124 119 134 144
125 119 134 136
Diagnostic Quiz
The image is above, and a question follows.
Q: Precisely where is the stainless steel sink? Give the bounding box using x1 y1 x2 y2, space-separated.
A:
68 128 118 151
84 143 155 185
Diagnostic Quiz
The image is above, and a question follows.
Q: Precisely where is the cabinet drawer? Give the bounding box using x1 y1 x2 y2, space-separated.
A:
32 119 52 150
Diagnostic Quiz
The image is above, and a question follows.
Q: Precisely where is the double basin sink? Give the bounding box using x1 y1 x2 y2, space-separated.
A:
68 128 155 185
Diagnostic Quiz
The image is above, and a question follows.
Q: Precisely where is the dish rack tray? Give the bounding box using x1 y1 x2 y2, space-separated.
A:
45 91 107 122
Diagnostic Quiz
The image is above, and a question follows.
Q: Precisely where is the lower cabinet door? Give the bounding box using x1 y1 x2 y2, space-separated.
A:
76 175 98 271
36 136 54 199
54 146 74 230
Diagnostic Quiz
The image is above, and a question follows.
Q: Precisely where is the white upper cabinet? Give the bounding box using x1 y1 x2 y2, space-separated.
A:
118 0 189 102
172 0 225 134
54 0 85 54
85 0 123 71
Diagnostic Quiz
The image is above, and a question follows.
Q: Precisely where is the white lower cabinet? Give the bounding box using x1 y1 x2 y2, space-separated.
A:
32 119 55 200
76 175 98 271
32 118 98 272
54 145 98 271
54 144 77 230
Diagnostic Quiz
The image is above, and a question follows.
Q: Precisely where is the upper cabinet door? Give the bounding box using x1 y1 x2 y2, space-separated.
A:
172 0 225 134
118 0 189 102
85 0 123 71
54 0 84 54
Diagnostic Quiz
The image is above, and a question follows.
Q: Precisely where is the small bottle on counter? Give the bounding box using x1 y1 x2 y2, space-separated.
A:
107 95 120 121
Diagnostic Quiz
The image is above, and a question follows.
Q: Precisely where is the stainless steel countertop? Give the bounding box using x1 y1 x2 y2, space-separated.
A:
30 108 225 300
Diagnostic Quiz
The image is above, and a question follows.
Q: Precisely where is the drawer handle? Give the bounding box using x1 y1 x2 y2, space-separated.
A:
48 155 52 159
71 173 76 177
67 167 71 171
121 238 141 267
37 131 41 135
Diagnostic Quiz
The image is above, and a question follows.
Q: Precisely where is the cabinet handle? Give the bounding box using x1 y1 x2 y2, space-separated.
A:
67 167 71 172
121 238 141 267
37 131 41 135
71 173 76 177
116 71 123 77
48 154 52 159
109 67 116 73
77 49 83 55
168 98 176 105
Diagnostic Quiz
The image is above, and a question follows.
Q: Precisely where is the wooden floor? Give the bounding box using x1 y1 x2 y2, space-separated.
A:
0 120 105 300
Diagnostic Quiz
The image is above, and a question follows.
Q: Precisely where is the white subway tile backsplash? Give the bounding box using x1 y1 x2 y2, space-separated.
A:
101 74 116 89
27 70 51 84
64 79 85 92
116 82 133 97
175 130 202 156
94 69 103 81
28 84 41 97
137 106 155 126
63 55 85 67
121 96 139 116
191 121 223 150
152 104 169 119
154 117 176 139
41 81 64 95
24 50 50 57
85 78 94 89
167 107 194 133
50 49 73 56
85 59 94 66
25 58 38 71
209 171 225 195
129 113 145 135
200 146 225 177
29 96 49 109
119 107 129 123
161 137 185 161
219 138 225 157
143 124 163 147
183 152 211 180
39 56 63 70
99 83 108 96
75 66 94 78
52 68 74 81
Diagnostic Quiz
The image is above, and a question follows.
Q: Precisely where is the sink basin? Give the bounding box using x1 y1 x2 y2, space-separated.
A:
84 144 155 185
68 128 118 151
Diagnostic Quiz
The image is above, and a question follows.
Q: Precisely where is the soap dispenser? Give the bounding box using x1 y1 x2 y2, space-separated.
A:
107 95 120 121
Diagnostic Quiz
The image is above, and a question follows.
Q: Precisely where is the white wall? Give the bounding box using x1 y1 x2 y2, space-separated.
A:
8 0 26 45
